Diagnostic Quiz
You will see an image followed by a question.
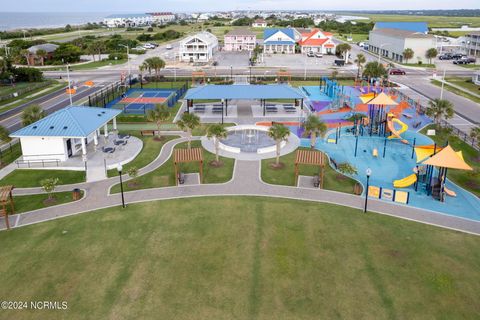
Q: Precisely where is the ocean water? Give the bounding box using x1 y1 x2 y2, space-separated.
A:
0 12 109 31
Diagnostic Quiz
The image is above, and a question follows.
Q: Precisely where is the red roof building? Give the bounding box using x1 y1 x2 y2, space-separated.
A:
298 29 336 54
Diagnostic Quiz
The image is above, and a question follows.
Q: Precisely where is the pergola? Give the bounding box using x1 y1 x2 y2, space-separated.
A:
192 71 206 86
294 149 326 188
0 185 15 230
174 148 204 185
276 70 292 83
184 84 306 122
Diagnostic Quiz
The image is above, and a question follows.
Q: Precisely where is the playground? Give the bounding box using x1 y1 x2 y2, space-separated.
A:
106 87 186 114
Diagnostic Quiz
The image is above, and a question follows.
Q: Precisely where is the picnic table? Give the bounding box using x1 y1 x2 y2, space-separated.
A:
0 185 14 230
102 147 115 153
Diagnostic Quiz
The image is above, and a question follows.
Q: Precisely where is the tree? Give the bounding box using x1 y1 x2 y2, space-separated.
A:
176 112 200 149
144 57 165 78
36 49 47 66
40 177 59 201
403 48 414 64
469 127 480 148
53 43 82 63
336 43 351 63
267 123 290 167
302 115 327 148
127 166 139 179
426 98 454 126
21 104 45 126
337 163 358 176
354 53 366 79
425 48 438 65
362 61 387 81
20 49 30 66
146 104 170 140
206 124 228 164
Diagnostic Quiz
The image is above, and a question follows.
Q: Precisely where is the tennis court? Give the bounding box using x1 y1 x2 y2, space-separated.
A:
106 89 177 114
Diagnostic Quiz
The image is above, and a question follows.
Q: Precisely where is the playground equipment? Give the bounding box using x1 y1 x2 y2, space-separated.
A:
386 113 409 144
372 148 378 157
320 77 354 112
393 173 417 188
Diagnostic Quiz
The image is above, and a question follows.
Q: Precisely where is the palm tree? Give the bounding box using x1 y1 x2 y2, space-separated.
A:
36 49 47 66
20 49 30 66
362 61 387 81
146 104 170 140
302 115 327 148
425 48 438 65
21 104 45 126
86 43 97 62
336 43 351 63
206 124 228 164
403 48 414 64
176 112 200 149
469 127 480 148
354 53 366 79
267 123 290 167
139 62 148 82
144 57 165 79
426 98 454 126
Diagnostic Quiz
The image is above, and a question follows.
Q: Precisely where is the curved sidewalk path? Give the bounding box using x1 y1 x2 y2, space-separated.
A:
3 136 480 236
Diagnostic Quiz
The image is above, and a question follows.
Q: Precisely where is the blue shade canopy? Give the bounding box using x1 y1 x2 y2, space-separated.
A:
374 22 428 33
11 106 121 138
184 85 306 100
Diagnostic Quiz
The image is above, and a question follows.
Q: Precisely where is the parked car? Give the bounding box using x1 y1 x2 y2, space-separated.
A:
452 53 466 60
307 51 315 57
315 52 323 58
143 43 155 49
389 68 406 75
453 57 476 64
438 53 453 60
334 59 345 66
166 44 173 50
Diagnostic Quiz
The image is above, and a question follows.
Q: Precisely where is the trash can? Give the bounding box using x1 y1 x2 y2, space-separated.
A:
72 188 81 200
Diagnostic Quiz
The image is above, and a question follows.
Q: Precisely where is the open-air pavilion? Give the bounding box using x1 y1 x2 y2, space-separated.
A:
294 149 326 188
184 84 307 122
174 148 204 185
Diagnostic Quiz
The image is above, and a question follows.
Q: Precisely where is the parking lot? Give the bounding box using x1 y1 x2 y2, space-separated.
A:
213 51 250 67
259 53 349 69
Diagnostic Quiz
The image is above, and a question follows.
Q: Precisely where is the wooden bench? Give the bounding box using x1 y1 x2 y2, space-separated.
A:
140 130 158 136
313 175 320 188
177 172 185 185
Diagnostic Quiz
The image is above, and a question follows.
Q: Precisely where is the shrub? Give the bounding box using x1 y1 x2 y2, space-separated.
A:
40 177 59 200
337 163 358 176
127 167 139 179
108 52 127 60
13 67 43 82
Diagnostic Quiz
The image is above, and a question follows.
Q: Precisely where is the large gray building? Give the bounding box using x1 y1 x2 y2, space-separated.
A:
463 32 480 57
368 28 436 64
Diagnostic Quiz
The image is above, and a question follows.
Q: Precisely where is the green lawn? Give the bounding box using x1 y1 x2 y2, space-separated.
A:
69 59 127 71
402 62 436 68
334 32 369 43
445 77 480 96
0 169 85 188
261 147 359 194
107 134 178 177
0 143 22 168
111 140 234 193
1 196 479 319
420 125 480 197
431 80 480 104
458 64 480 70
0 80 64 111
12 191 84 215
352 13 480 28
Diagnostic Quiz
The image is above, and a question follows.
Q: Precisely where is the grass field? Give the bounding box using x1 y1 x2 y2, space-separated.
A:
70 59 127 70
13 191 84 215
261 147 359 194
334 33 369 43
0 169 85 188
352 14 480 28
420 125 480 197
0 80 64 111
0 196 479 319
110 140 234 193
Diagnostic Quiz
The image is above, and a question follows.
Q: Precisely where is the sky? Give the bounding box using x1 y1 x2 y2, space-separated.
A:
2 0 479 12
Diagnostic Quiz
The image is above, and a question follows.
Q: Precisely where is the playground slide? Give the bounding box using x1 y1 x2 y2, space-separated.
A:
393 174 417 188
444 186 457 197
387 115 409 143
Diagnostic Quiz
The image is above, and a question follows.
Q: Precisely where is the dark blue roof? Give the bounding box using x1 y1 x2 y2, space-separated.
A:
374 22 428 33
185 85 306 100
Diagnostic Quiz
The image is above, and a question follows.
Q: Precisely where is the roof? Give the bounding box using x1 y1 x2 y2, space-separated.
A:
225 29 256 36
422 145 473 170
28 43 58 54
11 106 121 138
264 28 296 42
370 28 434 39
374 22 429 33
105 13 150 19
295 149 325 166
184 85 306 100
363 92 398 105
181 31 218 46
174 148 203 163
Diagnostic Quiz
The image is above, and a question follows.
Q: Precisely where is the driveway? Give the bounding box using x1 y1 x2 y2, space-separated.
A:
213 51 250 67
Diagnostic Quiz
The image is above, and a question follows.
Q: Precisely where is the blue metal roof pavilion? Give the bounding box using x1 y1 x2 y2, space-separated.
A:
184 84 306 100
11 106 121 138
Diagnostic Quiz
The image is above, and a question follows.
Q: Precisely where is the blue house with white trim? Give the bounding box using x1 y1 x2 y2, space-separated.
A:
263 28 300 54
11 106 121 162
374 22 429 34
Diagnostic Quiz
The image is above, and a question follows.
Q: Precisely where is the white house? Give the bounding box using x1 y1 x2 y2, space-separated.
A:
473 71 480 85
148 12 176 25
298 28 336 54
179 31 218 62
10 106 121 162
103 14 153 28
252 19 267 28
368 28 436 63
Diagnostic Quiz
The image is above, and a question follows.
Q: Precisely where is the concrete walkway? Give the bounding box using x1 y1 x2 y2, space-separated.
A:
3 134 480 236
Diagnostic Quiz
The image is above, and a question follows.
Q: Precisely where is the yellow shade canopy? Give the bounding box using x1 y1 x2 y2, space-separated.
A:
414 145 442 163
422 145 473 170
364 92 398 106
359 92 375 104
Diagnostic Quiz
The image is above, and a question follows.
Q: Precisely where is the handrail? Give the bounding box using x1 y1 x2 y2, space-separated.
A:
16 158 61 168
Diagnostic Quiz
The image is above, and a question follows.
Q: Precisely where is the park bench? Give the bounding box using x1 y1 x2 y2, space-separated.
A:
313 175 320 188
177 172 185 185
140 130 158 136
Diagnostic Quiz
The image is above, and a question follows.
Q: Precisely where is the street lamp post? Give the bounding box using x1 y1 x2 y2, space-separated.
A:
364 168 372 213
230 65 233 81
119 44 131 85
66 62 73 106
117 164 126 208
440 68 446 100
